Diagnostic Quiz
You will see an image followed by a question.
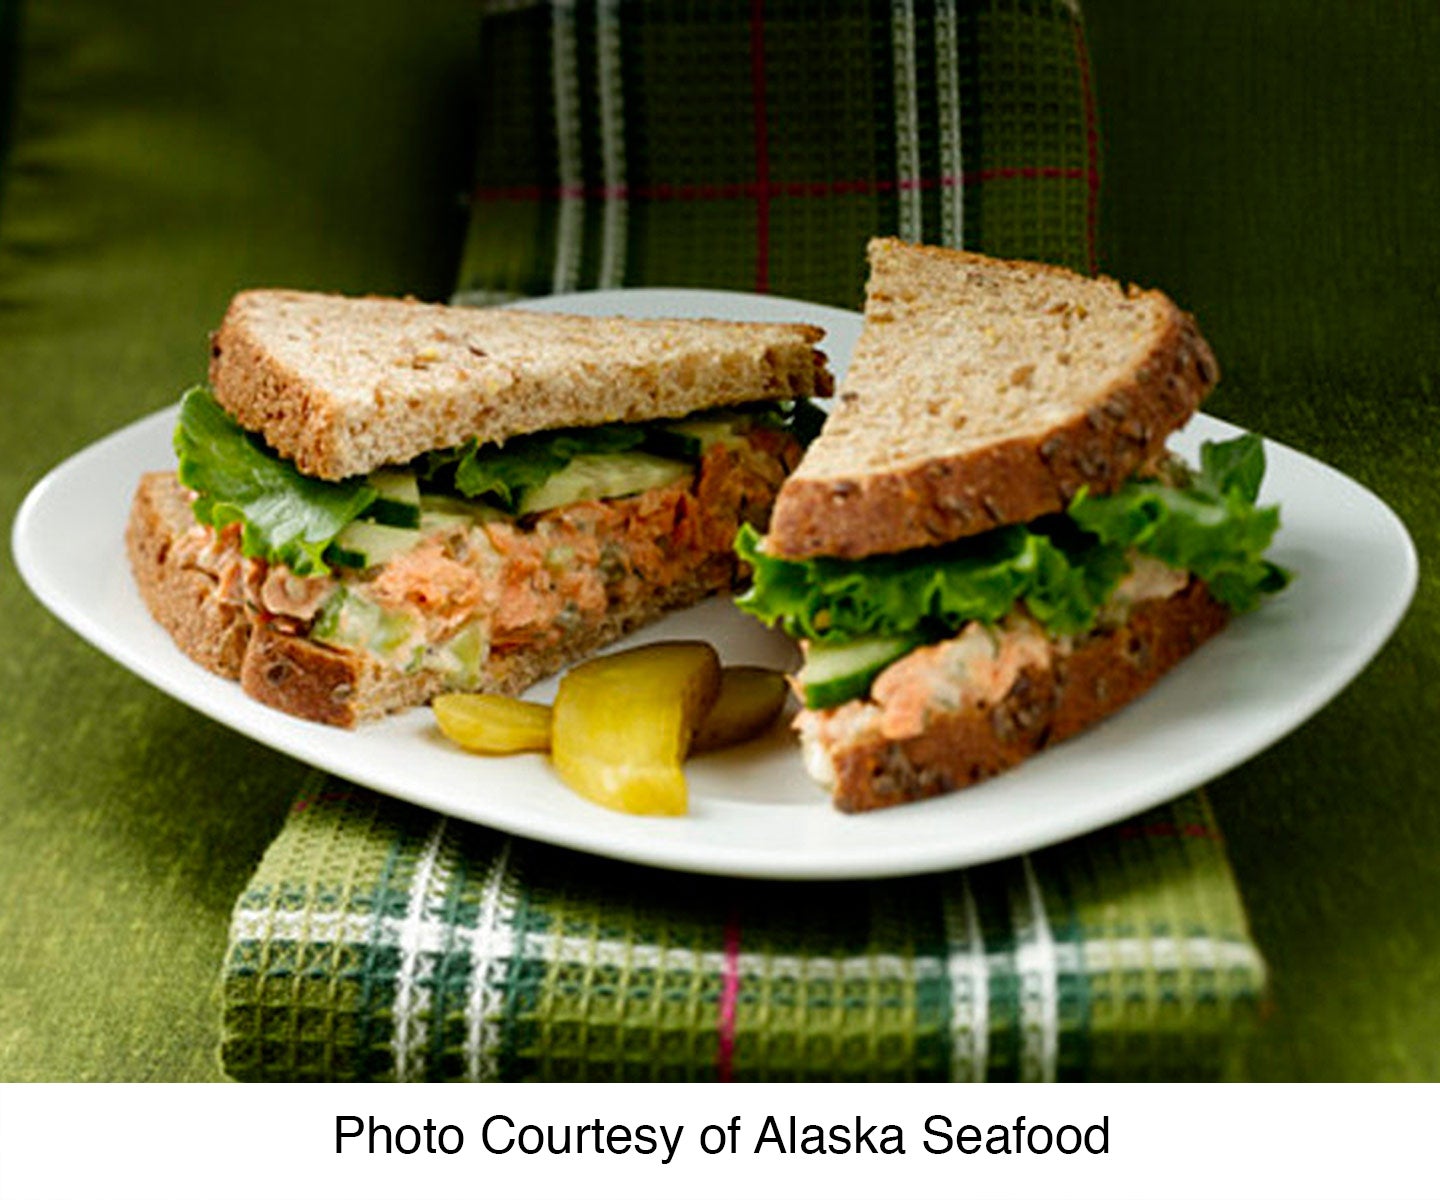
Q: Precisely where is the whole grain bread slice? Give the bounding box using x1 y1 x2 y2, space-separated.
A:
127 472 727 726
765 239 1217 559
210 291 832 480
800 578 1229 812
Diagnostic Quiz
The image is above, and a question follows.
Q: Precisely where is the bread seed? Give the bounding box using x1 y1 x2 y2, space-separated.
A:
1077 449 1109 481
938 496 972 518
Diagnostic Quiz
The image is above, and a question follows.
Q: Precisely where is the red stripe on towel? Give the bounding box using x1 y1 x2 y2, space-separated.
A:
749 0 771 292
716 910 743 1081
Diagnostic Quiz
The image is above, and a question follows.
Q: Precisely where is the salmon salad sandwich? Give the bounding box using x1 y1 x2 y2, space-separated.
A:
736 238 1288 812
128 290 832 726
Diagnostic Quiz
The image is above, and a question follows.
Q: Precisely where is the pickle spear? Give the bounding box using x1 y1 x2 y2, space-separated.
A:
433 693 552 754
551 641 721 816
690 666 788 755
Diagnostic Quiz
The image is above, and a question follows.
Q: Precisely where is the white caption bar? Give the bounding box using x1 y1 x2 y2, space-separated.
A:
0 1082 1433 1200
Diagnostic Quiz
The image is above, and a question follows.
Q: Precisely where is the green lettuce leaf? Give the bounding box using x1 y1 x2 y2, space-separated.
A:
174 387 376 576
1198 433 1266 502
1068 433 1290 612
736 433 1288 644
735 522 1128 643
422 424 649 512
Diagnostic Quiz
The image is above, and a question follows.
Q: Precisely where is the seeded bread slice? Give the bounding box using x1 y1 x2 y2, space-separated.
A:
210 291 832 480
765 239 1217 560
127 472 725 727
800 579 1229 813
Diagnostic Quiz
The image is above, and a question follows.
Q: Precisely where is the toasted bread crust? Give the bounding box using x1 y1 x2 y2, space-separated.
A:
239 625 370 726
209 291 832 480
127 472 727 727
822 580 1230 812
768 307 1215 559
126 471 253 678
766 242 1218 560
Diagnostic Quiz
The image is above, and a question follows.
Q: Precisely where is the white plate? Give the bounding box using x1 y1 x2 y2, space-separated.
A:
12 290 1418 879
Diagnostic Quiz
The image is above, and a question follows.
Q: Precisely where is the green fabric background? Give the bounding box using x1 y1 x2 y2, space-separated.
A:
0 0 1435 1081
0 0 479 1081
0 0 16 206
1091 0 1440 1081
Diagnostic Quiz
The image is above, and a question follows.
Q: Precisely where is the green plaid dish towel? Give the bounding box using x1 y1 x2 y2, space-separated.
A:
221 778 1264 1082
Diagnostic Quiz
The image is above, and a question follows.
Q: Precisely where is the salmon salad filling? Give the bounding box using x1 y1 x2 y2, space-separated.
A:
169 426 801 690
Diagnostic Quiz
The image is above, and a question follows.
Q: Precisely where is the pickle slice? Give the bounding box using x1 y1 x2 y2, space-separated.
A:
551 641 721 816
690 666 788 755
433 693 552 754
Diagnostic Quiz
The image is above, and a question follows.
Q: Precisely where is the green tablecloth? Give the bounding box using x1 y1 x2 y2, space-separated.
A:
1090 0 1440 1079
0 0 478 1081
1 0 1436 1081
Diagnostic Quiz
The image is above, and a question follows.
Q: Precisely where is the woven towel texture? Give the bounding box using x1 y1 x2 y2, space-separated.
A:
222 778 1263 1082
456 0 1098 308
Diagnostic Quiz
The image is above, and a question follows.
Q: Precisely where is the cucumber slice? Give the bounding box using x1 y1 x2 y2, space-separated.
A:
796 635 923 709
645 414 749 460
420 493 510 526
331 520 425 569
640 428 705 460
365 469 422 528
327 545 369 571
419 509 473 534
517 451 693 516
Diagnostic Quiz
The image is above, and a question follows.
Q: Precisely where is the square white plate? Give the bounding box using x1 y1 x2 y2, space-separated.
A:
12 289 1418 878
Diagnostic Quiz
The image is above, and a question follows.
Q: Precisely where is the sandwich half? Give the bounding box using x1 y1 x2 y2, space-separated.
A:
128 290 832 726
737 239 1287 812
